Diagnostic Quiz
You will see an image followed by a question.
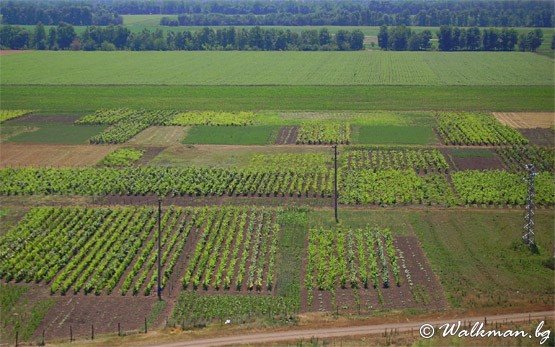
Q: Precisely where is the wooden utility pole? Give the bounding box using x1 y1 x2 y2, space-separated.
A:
157 198 162 300
333 144 339 223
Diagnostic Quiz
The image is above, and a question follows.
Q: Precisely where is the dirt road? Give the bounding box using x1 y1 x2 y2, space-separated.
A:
151 310 554 347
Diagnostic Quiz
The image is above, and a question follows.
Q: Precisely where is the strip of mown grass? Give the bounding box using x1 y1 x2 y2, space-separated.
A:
1 86 553 113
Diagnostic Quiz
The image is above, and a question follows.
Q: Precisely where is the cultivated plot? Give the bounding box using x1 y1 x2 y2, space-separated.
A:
1 51 553 86
0 143 117 167
493 112 555 129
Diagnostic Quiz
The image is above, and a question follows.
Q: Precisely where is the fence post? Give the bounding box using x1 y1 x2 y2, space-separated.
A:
91 324 94 340
70 325 73 342
15 330 18 347
41 329 45 346
118 322 121 336
144 317 148 333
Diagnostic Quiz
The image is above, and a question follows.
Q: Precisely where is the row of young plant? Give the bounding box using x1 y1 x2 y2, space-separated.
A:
182 206 279 292
1 167 553 206
341 147 449 172
436 112 528 146
0 205 284 295
0 207 157 295
305 226 400 304
247 153 332 173
451 170 554 205
0 167 334 197
339 170 457 205
496 145 554 173
296 122 351 144
78 109 257 127
169 111 256 126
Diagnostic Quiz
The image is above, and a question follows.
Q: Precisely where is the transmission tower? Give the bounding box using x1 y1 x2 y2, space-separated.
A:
523 164 537 248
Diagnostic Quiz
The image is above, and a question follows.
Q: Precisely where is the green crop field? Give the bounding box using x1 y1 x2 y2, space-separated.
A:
182 125 280 145
2 85 553 113
352 125 437 145
7 124 107 144
1 51 552 86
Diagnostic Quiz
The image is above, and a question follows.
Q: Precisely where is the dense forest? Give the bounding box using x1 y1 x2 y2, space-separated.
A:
1 0 553 27
0 24 364 51
377 25 545 51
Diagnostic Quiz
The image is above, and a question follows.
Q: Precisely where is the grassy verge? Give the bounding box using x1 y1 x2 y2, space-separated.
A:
1 85 553 112
0 284 55 344
409 210 554 309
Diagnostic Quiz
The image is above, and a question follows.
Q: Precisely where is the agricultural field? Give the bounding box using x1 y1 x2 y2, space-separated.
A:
0 206 280 295
100 148 144 167
0 144 118 167
493 112 555 129
304 225 446 313
436 112 528 145
1 51 553 86
1 12 554 345
127 126 187 147
2 85 553 112
443 148 505 171
182 125 280 145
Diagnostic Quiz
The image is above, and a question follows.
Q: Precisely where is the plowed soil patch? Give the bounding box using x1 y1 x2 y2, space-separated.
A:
518 128 555 147
275 126 299 144
34 295 157 341
0 143 117 167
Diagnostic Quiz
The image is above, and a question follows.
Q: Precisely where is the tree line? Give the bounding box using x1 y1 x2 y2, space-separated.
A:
122 0 554 27
0 1 122 26
1 0 553 27
377 26 546 51
0 24 365 51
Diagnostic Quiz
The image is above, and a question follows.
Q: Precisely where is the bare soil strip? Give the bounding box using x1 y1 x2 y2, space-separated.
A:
136 147 166 166
275 126 299 144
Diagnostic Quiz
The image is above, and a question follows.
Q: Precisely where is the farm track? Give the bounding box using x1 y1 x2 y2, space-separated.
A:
149 310 555 347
